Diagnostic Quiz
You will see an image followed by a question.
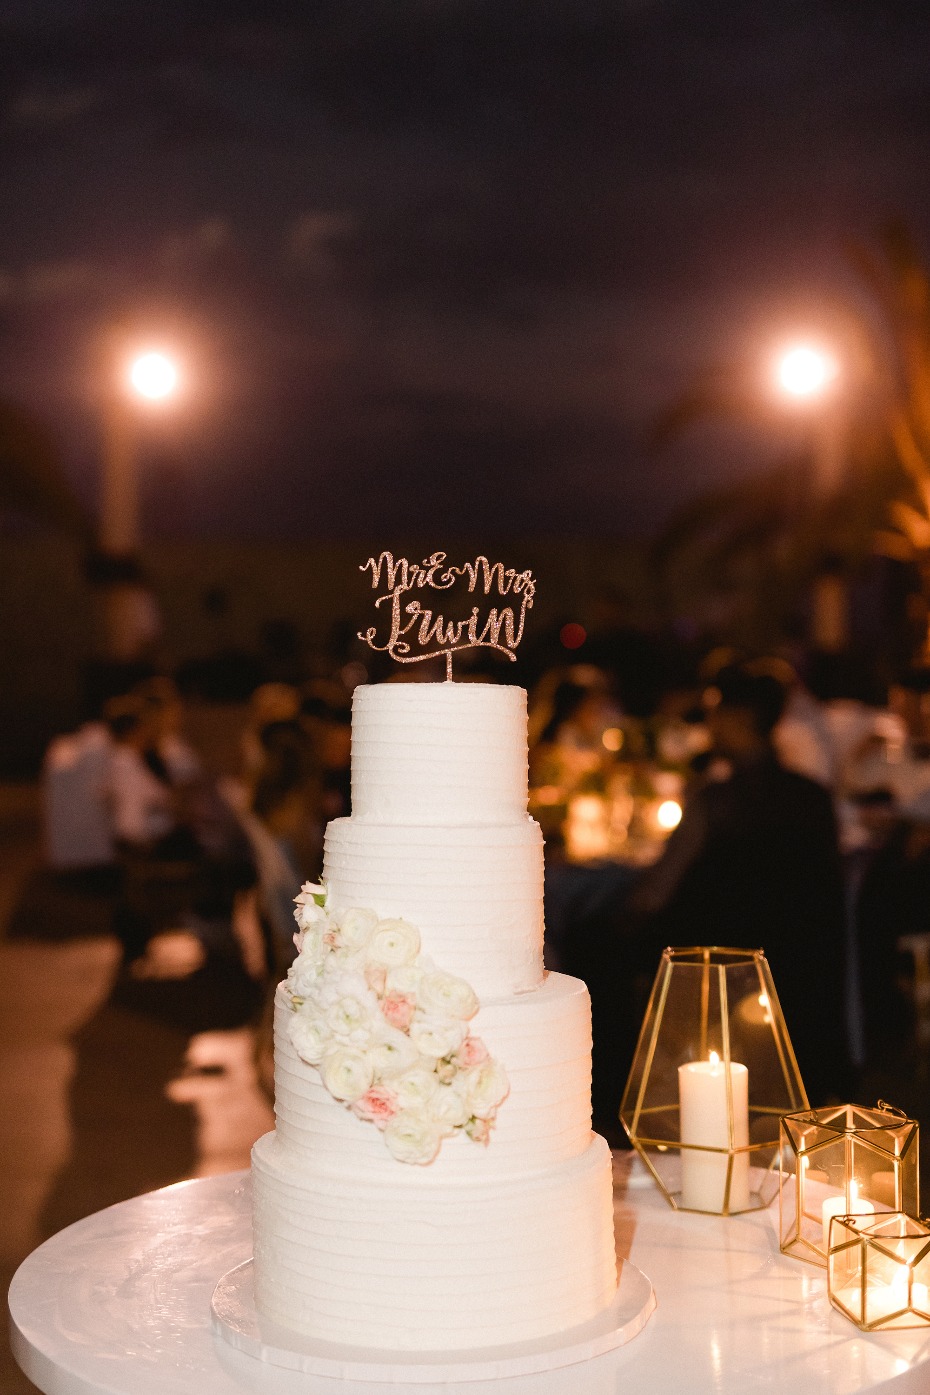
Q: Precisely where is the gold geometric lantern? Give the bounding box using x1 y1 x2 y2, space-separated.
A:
620 946 808 1215
828 1212 930 1330
779 1103 919 1267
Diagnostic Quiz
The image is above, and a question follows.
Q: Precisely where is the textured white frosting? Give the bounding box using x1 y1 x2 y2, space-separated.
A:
350 682 529 825
252 679 618 1351
323 817 544 995
272 973 593 1181
252 1132 616 1350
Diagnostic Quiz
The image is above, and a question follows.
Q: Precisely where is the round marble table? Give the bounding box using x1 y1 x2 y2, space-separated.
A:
9 1156 930 1394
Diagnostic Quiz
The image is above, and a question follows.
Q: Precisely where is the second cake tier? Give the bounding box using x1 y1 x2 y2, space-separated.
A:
322 816 545 995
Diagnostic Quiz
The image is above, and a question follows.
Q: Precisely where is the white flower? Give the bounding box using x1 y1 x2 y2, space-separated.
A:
393 1067 441 1112
321 1047 374 1102
409 1015 466 1060
325 991 375 1044
386 963 425 997
288 1012 330 1066
314 969 379 1047
368 1026 421 1078
287 934 325 995
367 918 421 968
383 1111 443 1165
430 1084 470 1129
337 906 379 949
463 1059 510 1119
417 970 479 1021
294 881 328 932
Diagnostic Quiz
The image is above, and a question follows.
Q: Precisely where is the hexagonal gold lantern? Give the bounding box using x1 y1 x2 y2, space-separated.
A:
620 946 808 1215
779 1103 919 1267
828 1212 930 1330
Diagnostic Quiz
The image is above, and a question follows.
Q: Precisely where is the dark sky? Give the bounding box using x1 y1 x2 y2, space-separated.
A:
2 0 930 539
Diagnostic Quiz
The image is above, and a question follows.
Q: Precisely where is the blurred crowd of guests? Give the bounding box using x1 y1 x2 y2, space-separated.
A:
40 674 354 990
35 644 930 1139
529 650 930 1134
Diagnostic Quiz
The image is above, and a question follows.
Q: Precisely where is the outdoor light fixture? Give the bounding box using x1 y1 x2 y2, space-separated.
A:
128 351 179 401
775 344 839 400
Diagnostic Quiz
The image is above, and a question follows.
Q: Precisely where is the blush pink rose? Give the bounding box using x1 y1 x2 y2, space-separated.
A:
351 1085 399 1129
381 992 416 1031
456 1035 489 1067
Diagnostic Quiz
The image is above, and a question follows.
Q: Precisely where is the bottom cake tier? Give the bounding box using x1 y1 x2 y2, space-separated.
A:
251 1131 617 1351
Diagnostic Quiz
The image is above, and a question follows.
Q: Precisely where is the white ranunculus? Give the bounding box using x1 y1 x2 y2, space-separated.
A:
393 1067 441 1112
383 1111 443 1166
430 1083 470 1129
417 970 479 1021
324 990 375 1044
321 1047 374 1102
463 1059 510 1118
287 935 325 995
368 1026 421 1078
409 1015 466 1060
337 906 379 949
367 918 421 968
385 963 424 997
312 968 379 1047
288 1012 330 1066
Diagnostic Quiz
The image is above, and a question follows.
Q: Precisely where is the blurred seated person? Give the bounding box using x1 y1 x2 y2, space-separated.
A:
299 682 352 819
529 669 619 797
241 683 301 780
632 659 849 1104
42 712 116 875
104 695 186 854
252 719 323 963
846 666 930 817
133 675 203 787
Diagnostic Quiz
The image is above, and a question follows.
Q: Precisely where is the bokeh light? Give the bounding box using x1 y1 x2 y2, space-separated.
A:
560 622 586 650
128 351 179 401
775 344 838 399
656 799 683 830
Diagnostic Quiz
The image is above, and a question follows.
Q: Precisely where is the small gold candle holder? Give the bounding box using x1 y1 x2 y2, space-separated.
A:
828 1212 930 1330
620 947 808 1215
779 1103 919 1267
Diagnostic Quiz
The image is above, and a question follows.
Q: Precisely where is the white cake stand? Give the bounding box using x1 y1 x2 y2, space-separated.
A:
211 1254 655 1384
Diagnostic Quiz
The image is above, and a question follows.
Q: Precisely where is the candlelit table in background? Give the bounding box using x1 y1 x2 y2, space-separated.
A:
9 1156 930 1395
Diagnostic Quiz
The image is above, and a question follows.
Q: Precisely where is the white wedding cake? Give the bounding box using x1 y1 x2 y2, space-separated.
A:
250 681 617 1351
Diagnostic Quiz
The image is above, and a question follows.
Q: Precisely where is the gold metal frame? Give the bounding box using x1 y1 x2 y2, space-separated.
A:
779 1103 919 1267
828 1212 930 1330
620 946 808 1215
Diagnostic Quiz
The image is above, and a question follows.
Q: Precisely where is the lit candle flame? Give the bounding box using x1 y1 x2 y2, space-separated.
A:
709 1050 720 1073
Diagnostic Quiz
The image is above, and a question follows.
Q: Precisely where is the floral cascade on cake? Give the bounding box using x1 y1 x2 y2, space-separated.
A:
286 881 509 1165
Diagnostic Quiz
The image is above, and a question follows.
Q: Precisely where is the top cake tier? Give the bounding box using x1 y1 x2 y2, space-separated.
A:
351 682 529 825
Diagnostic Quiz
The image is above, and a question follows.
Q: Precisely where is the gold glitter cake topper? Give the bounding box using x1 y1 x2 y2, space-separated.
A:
358 551 536 680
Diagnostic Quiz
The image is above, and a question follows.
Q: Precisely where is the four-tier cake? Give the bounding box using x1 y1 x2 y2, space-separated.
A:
250 681 618 1351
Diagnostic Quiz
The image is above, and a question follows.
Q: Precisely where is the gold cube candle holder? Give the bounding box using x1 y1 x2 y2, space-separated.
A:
619 946 808 1215
829 1212 930 1330
779 1104 919 1267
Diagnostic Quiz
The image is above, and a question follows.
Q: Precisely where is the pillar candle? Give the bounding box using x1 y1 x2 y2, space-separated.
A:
678 1052 750 1212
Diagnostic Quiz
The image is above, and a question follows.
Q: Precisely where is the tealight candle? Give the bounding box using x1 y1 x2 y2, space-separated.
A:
678 1051 750 1212
822 1181 875 1248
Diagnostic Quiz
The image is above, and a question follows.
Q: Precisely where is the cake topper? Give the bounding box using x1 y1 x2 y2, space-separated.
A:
358 551 536 680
